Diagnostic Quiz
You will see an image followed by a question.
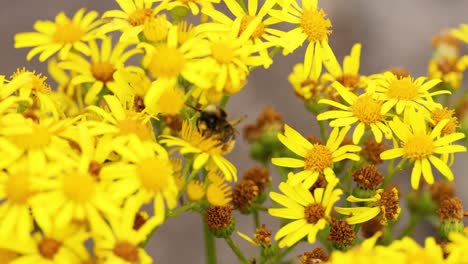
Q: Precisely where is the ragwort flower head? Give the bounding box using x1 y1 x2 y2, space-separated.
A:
380 111 466 189
15 8 102 61
268 174 342 248
272 125 360 188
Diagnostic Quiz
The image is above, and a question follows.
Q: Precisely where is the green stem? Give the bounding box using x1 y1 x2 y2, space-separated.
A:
225 236 249 264
318 120 327 142
383 159 407 187
204 223 217 264
276 166 289 182
253 210 260 229
166 202 196 219
399 214 421 239
219 95 231 108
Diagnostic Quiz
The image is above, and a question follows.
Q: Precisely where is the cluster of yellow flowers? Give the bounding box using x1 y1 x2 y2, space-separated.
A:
0 0 467 263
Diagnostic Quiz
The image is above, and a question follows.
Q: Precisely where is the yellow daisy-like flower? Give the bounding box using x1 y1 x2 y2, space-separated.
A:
380 112 466 189
160 121 238 182
370 72 448 118
94 197 159 264
327 232 404 263
140 25 211 97
187 180 205 201
269 0 333 56
428 55 468 89
111 68 152 112
0 159 46 241
145 83 186 116
268 174 342 248
59 37 142 105
288 38 323 100
446 231 468 263
0 114 79 172
15 8 101 61
389 237 445 264
335 187 401 225
272 125 361 188
201 0 280 64
100 136 178 225
317 81 392 144
203 23 274 93
206 180 232 206
31 137 120 232
100 0 169 41
451 24 468 44
86 95 154 142
10 68 60 118
322 43 363 92
0 218 89 264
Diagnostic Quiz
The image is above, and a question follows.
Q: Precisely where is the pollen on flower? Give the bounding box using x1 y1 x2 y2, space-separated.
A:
116 119 152 141
52 21 84 43
239 15 265 39
148 45 185 78
254 224 272 246
352 165 384 190
387 77 419 100
351 95 384 124
113 241 139 262
379 187 401 225
431 107 459 135
403 134 434 161
38 238 62 259
5 172 34 204
232 179 259 212
336 74 360 90
297 247 329 263
328 218 355 248
136 157 172 193
128 8 153 26
63 172 96 203
91 62 115 83
300 9 332 43
205 205 233 230
304 203 326 224
438 197 463 221
9 125 51 149
304 144 333 171
211 41 235 64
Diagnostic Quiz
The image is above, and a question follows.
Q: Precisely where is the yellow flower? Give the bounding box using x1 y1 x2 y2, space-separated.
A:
380 111 466 189
335 187 401 225
14 8 101 61
446 231 468 263
145 84 186 116
59 37 142 105
206 181 232 206
389 237 445 264
272 125 360 188
288 39 324 100
100 0 169 41
0 114 79 172
187 180 205 201
86 95 154 142
322 43 363 92
428 55 468 89
93 197 158 264
317 82 392 144
0 217 89 263
370 72 448 118
201 0 281 64
0 73 33 116
140 25 212 96
160 121 238 182
268 174 342 247
451 24 468 44
100 136 178 225
269 0 333 56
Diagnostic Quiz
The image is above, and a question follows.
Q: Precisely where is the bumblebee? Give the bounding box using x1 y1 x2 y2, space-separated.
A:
191 104 242 151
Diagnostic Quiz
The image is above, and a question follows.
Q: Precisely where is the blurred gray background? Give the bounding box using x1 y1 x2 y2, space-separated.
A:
1 1 468 263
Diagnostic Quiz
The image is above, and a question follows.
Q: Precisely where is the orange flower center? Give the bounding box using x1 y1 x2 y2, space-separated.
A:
304 203 326 224
148 45 185 78
63 171 96 203
304 144 333 172
351 95 384 125
128 8 153 26
38 238 62 259
211 41 235 64
387 77 419 100
113 241 139 262
403 134 434 161
136 157 172 193
91 62 115 83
